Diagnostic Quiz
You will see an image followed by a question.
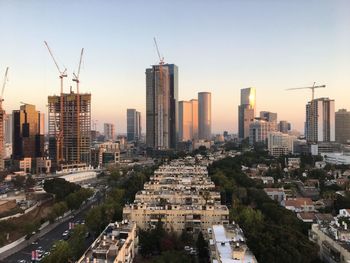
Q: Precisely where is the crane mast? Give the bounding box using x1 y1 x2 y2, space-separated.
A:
73 48 84 163
44 41 67 164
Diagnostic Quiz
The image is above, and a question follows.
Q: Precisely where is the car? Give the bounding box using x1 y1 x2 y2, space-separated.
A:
17 260 27 263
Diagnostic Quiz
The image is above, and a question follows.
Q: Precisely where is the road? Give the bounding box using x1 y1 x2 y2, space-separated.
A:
1 189 105 263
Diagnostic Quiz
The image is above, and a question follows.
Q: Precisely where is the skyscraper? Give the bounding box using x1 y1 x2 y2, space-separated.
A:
127 109 141 142
178 99 198 142
104 123 115 141
335 109 350 144
12 104 44 160
249 119 277 145
305 98 335 143
239 87 256 139
146 64 178 149
48 92 91 167
179 101 192 142
198 92 211 140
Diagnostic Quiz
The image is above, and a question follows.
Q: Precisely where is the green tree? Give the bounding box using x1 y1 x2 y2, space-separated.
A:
196 231 209 262
42 240 72 263
69 224 88 260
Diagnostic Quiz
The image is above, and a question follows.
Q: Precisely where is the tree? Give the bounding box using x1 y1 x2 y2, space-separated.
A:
41 240 72 263
25 175 36 189
86 206 104 235
196 231 209 262
12 175 26 189
69 224 88 260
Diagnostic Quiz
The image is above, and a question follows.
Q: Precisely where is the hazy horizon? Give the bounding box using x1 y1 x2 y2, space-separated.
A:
1 0 349 134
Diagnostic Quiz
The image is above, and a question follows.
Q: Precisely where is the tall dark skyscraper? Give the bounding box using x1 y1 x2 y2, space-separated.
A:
146 64 178 149
238 87 256 139
12 104 44 160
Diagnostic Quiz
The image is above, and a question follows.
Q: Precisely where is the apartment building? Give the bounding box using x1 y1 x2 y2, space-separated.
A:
77 220 137 263
123 160 229 234
208 224 257 263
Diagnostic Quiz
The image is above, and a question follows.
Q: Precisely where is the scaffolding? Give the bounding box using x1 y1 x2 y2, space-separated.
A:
48 92 91 169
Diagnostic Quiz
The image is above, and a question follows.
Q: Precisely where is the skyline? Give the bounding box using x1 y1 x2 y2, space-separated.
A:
1 0 350 133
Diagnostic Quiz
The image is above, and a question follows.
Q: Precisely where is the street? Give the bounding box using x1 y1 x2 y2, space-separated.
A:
0 188 105 263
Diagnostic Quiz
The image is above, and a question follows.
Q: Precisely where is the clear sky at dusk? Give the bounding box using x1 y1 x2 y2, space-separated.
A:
1 0 349 133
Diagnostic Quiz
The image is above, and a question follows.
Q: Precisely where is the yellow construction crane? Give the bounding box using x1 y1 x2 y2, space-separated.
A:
72 48 84 163
286 82 326 101
44 41 67 163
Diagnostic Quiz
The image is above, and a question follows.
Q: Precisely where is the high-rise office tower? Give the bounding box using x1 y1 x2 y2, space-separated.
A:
104 123 115 141
12 104 45 160
305 98 335 143
146 64 178 149
198 92 211 140
260 111 277 123
179 99 198 142
127 109 141 142
179 101 192 141
239 87 256 139
335 109 350 144
48 92 91 167
279 120 291 134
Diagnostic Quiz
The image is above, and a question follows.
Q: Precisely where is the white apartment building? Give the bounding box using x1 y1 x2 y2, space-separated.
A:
267 132 296 157
306 98 335 143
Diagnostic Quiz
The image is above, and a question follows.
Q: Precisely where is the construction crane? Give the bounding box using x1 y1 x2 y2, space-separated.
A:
286 82 326 101
44 41 67 163
72 48 84 163
1 67 9 107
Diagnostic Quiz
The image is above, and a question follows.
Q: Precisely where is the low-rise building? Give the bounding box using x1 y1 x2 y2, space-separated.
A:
284 198 315 213
77 220 137 263
264 188 286 205
208 224 257 263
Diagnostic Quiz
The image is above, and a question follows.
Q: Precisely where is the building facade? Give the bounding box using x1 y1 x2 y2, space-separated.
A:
260 111 277 122
198 92 211 140
335 109 350 144
305 98 335 143
146 64 178 149
12 104 44 161
103 123 115 141
279 120 291 134
123 160 229 234
127 109 141 142
48 92 91 169
178 99 198 142
268 132 296 157
249 119 277 145
238 87 256 139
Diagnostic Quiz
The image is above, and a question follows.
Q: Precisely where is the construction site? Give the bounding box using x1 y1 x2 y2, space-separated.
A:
45 42 91 171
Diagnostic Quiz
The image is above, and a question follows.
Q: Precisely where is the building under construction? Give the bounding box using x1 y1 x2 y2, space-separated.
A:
48 91 91 170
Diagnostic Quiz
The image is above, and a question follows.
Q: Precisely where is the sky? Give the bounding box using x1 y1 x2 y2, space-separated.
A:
1 0 349 134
